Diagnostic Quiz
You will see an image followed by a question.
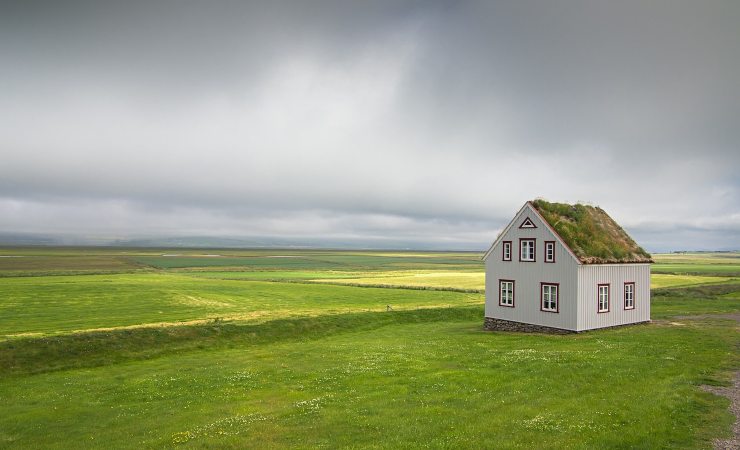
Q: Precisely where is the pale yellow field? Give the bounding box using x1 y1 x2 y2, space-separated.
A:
650 274 730 289
313 270 729 291
652 252 740 265
313 271 485 290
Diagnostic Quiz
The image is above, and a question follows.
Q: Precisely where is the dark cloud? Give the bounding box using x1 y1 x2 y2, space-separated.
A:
0 0 738 251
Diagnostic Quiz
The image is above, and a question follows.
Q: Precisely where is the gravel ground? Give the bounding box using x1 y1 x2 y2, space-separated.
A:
675 313 740 322
701 372 739 450
691 312 739 450
665 312 739 449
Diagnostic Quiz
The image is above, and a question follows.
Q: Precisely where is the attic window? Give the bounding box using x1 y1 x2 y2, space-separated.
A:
502 241 512 261
519 217 537 228
545 241 555 263
520 239 535 262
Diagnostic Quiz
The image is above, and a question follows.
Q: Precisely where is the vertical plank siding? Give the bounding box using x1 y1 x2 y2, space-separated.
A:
576 264 651 331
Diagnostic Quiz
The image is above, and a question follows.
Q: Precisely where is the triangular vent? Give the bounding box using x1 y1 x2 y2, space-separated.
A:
519 217 537 228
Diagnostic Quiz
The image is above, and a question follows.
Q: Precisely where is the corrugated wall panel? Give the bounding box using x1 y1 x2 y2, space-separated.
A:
485 203 579 331
576 264 651 331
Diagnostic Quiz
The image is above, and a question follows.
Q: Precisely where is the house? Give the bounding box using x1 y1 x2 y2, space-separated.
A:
482 200 653 333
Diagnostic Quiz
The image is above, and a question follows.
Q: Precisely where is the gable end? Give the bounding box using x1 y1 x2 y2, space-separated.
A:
482 202 581 264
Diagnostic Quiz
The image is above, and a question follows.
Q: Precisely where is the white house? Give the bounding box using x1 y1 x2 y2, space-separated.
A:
482 200 652 333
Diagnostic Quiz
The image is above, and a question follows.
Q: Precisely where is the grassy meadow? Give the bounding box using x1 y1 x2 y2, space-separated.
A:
0 248 738 448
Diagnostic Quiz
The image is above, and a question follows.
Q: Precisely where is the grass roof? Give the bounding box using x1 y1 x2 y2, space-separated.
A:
531 200 652 264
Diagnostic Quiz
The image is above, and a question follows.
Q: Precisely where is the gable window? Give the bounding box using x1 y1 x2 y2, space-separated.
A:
624 282 635 310
519 217 537 228
541 283 559 312
499 280 514 307
544 241 555 263
519 239 535 262
598 284 610 313
502 241 512 261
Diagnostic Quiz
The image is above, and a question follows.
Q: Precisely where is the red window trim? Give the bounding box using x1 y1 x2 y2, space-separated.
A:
540 282 560 313
518 216 538 229
544 241 555 263
624 281 635 310
498 279 515 308
519 238 536 262
502 241 512 261
597 283 610 313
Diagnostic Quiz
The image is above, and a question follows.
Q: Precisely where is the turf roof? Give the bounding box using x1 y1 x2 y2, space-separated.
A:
531 200 653 264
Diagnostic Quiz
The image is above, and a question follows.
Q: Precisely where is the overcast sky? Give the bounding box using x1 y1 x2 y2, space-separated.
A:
1 0 738 251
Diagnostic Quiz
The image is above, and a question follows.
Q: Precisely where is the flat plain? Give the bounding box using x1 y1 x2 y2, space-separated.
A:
0 248 738 448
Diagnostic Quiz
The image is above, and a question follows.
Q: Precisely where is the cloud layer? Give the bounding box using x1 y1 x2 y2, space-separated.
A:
1 1 738 250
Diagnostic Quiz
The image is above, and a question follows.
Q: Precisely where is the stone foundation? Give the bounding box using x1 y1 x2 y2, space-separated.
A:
483 317 574 334
484 317 651 334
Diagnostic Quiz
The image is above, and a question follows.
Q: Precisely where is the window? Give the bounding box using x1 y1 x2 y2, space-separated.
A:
499 280 514 307
541 283 559 312
624 282 635 310
520 239 535 262
598 284 610 313
519 217 537 228
544 241 555 263
502 241 512 261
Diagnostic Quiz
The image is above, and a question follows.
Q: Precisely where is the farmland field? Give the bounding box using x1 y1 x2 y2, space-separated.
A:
0 248 738 448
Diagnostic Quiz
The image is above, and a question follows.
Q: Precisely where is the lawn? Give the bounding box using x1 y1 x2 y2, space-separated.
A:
0 248 738 448
0 273 480 338
0 306 736 449
653 252 740 277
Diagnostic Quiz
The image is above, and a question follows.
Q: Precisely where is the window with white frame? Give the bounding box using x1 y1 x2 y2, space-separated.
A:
499 280 514 307
503 241 512 261
545 241 555 263
598 284 610 312
520 239 535 261
624 282 635 310
541 283 558 312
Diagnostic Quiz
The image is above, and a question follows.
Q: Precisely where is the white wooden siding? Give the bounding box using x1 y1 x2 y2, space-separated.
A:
485 203 579 331
576 264 651 331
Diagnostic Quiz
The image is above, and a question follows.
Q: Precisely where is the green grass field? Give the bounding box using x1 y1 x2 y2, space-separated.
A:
0 248 738 448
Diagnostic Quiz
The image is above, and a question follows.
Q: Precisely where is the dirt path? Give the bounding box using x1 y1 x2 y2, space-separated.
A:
701 372 740 450
675 312 740 322
683 312 739 449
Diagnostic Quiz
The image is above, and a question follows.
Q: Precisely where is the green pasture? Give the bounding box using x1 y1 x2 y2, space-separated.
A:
0 273 479 338
0 303 737 449
0 254 146 276
0 248 738 448
652 264 740 277
133 253 480 271
653 252 740 277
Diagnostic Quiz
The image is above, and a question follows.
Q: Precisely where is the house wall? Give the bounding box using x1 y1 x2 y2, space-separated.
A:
485 203 579 331
576 264 651 331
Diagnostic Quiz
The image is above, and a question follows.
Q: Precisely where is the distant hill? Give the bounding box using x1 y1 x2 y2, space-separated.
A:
0 233 484 251
110 236 286 248
0 233 62 246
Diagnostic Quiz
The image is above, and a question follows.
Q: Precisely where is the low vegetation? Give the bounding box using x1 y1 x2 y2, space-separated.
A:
0 248 737 448
531 199 653 264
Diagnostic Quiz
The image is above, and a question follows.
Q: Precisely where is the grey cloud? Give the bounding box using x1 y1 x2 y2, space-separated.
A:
0 0 738 250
